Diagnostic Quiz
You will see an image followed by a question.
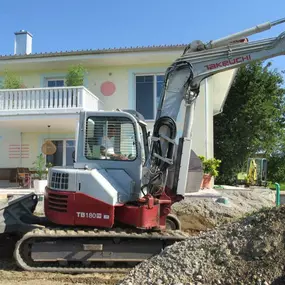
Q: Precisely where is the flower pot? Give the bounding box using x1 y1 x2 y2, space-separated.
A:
33 179 47 194
200 174 212 189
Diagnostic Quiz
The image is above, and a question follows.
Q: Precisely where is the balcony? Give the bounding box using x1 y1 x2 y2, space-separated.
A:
0 86 103 116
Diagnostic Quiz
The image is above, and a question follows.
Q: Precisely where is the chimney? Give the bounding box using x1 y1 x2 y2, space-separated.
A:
14 30 33 55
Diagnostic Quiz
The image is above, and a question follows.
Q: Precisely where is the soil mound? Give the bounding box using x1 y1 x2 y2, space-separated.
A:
120 205 285 285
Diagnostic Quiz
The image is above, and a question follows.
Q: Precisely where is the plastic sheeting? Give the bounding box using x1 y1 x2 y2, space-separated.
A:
156 66 192 122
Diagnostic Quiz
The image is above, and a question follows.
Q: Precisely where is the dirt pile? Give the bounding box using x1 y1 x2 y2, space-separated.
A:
120 204 285 285
0 188 277 285
172 188 276 232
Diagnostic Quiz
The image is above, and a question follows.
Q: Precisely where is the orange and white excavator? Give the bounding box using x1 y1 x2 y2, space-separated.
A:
1 17 285 274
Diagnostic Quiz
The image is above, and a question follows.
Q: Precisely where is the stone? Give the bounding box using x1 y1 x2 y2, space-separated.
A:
118 192 284 285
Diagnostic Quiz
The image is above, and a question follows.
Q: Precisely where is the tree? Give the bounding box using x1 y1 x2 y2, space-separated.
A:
65 64 87 86
267 152 285 183
214 61 285 185
2 71 26 89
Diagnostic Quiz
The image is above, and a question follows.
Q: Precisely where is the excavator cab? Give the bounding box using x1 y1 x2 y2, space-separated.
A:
45 110 150 228
75 109 149 164
84 115 143 161
236 158 268 187
246 157 268 187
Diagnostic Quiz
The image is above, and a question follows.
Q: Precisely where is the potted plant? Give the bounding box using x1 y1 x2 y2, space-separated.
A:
198 155 221 189
65 64 87 86
2 70 26 89
32 153 49 194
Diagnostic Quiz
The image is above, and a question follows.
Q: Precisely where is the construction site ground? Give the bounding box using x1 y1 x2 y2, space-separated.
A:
0 187 277 284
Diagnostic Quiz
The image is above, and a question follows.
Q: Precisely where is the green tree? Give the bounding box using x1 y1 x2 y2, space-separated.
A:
2 71 25 89
267 152 285 183
214 61 285 185
65 64 87 86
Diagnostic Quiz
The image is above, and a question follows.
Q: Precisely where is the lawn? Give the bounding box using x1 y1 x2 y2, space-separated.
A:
268 181 285 191
214 182 285 191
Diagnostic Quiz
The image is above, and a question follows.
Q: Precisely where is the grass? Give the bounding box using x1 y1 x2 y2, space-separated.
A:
214 181 285 191
268 181 285 191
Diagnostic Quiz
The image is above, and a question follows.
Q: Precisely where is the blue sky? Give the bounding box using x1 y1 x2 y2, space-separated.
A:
1 0 285 73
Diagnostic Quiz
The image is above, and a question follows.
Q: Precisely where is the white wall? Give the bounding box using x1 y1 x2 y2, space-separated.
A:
0 63 236 169
0 129 24 168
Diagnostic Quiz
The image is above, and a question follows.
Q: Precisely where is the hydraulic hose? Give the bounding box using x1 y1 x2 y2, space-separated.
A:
151 116 177 172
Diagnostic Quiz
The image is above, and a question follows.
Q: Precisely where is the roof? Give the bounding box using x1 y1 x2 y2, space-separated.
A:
0 44 187 60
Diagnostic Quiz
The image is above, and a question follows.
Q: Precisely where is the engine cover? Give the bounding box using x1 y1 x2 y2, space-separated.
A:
45 187 115 228
45 166 136 228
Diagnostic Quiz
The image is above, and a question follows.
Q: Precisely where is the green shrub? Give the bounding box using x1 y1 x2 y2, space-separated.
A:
65 64 87 86
199 155 222 177
2 71 25 89
33 153 48 180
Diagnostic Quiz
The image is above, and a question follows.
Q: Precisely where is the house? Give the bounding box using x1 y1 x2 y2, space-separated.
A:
0 30 237 185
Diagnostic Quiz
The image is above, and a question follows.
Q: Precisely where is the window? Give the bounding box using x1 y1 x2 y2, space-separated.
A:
135 74 165 120
46 139 75 166
45 78 65 87
44 77 68 108
85 116 137 161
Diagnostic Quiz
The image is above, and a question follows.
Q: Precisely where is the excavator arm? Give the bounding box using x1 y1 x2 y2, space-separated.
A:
144 17 285 198
181 31 285 89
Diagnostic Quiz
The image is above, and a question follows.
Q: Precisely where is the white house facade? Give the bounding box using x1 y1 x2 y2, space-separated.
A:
0 30 237 184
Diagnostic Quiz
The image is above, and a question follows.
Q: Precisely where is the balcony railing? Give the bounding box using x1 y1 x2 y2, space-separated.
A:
0 86 103 115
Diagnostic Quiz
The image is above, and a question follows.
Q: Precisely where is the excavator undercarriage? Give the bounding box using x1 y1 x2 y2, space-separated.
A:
1 193 188 273
14 227 187 273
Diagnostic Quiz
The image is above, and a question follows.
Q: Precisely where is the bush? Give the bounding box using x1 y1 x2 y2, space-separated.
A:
199 155 222 177
267 153 285 183
32 153 48 180
2 71 25 89
65 64 87 86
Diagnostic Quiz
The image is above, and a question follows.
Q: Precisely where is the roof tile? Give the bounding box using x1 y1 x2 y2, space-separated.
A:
0 44 187 60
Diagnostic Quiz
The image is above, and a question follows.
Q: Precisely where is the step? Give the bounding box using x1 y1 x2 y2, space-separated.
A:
0 181 18 187
0 180 10 187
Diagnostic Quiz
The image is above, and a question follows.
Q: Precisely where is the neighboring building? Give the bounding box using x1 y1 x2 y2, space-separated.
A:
0 30 236 183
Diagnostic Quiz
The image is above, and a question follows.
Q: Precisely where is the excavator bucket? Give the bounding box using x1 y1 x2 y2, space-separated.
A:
0 193 41 234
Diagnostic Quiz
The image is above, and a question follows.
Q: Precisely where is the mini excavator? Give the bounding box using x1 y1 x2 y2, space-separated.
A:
1 17 285 274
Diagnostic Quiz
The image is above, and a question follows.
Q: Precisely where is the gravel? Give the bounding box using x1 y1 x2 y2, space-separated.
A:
0 188 279 285
120 197 285 285
172 188 276 232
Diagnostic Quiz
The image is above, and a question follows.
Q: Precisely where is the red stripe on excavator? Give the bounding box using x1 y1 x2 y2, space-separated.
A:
45 187 115 228
45 188 172 230
115 203 160 229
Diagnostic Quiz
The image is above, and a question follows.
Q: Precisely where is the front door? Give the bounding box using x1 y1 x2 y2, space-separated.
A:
46 139 75 166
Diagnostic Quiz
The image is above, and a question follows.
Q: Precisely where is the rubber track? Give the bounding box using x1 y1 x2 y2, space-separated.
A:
14 227 189 273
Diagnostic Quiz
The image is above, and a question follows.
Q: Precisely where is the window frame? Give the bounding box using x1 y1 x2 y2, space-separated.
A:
44 77 66 88
44 138 75 166
134 73 165 121
84 115 138 161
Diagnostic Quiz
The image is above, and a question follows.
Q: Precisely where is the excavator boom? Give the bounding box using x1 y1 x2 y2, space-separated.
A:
146 17 285 199
184 31 285 87
206 17 285 49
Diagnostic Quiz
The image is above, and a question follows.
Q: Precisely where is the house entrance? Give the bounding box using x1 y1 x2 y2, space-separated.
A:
45 139 75 167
